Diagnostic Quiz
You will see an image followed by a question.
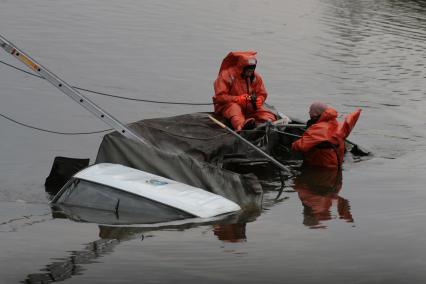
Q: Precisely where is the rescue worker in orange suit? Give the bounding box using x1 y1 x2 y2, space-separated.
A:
293 167 353 228
292 102 361 168
213 51 276 132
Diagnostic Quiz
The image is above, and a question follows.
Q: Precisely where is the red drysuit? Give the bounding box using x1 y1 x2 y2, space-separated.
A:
213 51 276 131
292 107 361 168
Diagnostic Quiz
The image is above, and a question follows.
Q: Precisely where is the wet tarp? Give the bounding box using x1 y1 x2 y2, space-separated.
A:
45 156 90 194
95 112 265 207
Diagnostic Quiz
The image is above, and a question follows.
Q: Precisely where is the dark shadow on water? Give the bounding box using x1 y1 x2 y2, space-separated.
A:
23 238 119 284
292 167 354 229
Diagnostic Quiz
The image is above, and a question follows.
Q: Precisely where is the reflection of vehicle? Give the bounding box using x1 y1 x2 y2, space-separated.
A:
52 163 241 224
25 208 259 284
292 167 353 228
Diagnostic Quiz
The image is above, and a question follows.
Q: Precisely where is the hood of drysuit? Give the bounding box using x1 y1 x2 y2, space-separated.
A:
218 51 258 75
317 107 338 123
315 107 339 142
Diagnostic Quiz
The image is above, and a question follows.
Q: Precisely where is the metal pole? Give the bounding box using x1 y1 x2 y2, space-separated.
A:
209 115 288 172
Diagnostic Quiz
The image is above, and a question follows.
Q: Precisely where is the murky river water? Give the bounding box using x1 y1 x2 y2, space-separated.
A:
1 0 426 283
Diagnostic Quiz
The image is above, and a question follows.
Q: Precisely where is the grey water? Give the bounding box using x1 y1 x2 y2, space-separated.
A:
1 0 426 283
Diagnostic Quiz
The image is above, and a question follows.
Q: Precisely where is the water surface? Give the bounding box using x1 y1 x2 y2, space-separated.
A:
1 0 426 283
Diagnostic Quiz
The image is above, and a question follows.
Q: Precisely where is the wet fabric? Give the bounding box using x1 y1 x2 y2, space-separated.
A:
45 156 90 194
292 108 361 168
95 112 264 207
213 51 276 131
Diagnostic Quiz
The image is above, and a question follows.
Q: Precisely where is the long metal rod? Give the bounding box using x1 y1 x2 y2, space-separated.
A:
208 115 288 172
0 35 147 145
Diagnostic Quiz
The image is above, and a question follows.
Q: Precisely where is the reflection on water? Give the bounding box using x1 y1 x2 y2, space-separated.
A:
1 0 426 282
292 167 353 228
24 238 120 284
24 208 256 283
213 223 246 243
314 0 426 159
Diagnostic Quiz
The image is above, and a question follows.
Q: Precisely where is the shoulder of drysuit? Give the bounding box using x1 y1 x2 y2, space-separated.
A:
303 122 331 140
292 123 326 152
318 107 338 122
252 72 263 84
304 109 339 140
216 68 238 85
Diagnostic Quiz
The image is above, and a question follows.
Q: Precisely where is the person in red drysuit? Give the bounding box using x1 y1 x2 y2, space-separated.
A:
292 102 361 168
213 51 276 132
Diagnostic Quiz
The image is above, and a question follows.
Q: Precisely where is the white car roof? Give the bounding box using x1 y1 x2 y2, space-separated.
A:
74 163 240 218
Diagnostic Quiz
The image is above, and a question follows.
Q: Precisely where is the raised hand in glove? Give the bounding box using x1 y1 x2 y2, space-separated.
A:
234 94 250 106
255 96 264 109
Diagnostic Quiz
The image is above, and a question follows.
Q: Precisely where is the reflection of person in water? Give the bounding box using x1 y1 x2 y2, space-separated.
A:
293 167 353 228
213 223 247 242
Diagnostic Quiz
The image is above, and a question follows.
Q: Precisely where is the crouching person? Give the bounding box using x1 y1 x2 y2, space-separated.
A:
213 51 276 132
292 102 361 169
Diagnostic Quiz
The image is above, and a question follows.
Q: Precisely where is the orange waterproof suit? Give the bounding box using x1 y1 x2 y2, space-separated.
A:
213 51 276 131
292 108 361 168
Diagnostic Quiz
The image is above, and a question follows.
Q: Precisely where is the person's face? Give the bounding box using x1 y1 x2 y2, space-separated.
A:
309 106 321 119
242 65 256 78
309 108 316 119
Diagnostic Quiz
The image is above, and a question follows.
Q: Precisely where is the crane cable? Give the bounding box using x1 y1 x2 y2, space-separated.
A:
0 112 112 135
0 59 213 135
0 59 213 105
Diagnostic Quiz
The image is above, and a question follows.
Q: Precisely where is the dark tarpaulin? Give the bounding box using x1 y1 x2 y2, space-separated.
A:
95 112 264 207
45 156 90 194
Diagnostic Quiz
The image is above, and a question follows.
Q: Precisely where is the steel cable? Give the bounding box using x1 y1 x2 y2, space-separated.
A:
0 113 113 135
0 59 213 105
0 59 214 135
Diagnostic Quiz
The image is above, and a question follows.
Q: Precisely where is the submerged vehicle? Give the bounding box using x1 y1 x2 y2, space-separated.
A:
52 163 241 224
